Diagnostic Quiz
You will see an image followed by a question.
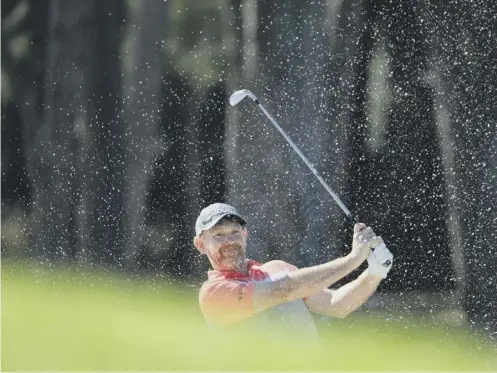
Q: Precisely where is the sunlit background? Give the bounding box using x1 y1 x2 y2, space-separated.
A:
2 0 497 371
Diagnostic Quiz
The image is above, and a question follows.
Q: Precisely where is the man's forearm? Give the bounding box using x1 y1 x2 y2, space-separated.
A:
327 269 382 317
280 254 364 301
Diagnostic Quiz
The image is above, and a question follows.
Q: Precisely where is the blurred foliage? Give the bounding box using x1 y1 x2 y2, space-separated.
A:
1 71 11 103
1 206 29 257
365 43 391 152
167 0 226 89
2 0 225 100
2 261 496 371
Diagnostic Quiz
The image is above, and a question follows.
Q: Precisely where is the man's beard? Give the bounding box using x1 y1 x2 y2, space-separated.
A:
219 243 245 267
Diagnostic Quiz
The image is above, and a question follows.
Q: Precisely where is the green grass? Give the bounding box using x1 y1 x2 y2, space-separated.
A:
2 261 496 371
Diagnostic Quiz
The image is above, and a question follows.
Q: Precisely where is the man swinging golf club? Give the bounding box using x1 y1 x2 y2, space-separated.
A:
194 89 393 337
194 202 394 338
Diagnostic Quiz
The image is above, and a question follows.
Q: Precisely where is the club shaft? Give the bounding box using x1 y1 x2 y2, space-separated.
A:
256 102 355 220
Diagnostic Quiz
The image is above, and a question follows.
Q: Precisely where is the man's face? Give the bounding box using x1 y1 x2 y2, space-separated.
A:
199 219 247 271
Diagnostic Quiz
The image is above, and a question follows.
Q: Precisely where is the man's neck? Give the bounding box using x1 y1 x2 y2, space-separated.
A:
215 259 249 275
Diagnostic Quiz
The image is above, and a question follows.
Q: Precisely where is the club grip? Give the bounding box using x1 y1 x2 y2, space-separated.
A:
347 214 397 264
346 214 361 224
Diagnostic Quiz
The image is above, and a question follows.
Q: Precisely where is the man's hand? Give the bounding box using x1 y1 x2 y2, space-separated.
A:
351 223 383 262
367 241 394 279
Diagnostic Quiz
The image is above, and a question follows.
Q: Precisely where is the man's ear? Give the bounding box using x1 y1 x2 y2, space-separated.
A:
193 236 206 254
243 229 248 238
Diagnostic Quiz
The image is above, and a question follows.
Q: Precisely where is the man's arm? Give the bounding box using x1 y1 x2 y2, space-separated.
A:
304 242 395 318
252 223 381 313
304 270 382 318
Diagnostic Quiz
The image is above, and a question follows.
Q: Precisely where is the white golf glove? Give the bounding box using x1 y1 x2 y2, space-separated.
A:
367 241 393 279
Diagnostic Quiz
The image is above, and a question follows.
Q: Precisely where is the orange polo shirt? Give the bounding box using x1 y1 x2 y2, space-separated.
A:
198 260 299 326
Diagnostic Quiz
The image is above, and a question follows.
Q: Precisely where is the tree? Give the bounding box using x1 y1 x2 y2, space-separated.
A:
428 0 497 335
349 0 454 293
122 0 170 267
30 0 100 260
82 0 127 265
2 0 49 257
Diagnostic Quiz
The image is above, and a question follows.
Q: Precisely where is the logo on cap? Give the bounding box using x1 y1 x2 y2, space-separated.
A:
202 206 238 225
195 203 246 235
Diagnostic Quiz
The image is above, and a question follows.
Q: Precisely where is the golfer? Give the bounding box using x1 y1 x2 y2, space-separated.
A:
194 203 394 338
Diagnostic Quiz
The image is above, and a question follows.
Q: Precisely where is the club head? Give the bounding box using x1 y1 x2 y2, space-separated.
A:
229 89 257 106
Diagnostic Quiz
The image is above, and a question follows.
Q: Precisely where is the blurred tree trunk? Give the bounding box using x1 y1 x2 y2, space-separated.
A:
143 72 195 276
1 0 49 216
221 0 244 197
170 0 229 278
322 0 381 283
83 0 127 265
222 0 263 255
123 0 170 268
321 0 381 265
196 84 229 210
429 70 467 311
353 1 453 293
185 83 229 275
223 0 293 263
3 0 49 259
255 0 339 267
428 0 497 336
31 0 97 260
16 0 126 264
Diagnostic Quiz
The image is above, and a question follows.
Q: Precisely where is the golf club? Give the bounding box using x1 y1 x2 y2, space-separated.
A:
230 89 357 221
229 89 392 266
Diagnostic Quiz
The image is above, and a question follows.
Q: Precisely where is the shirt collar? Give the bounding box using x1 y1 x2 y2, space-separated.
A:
207 259 268 281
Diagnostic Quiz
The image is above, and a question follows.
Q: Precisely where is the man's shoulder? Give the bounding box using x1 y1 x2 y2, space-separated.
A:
258 259 298 273
198 274 256 314
256 260 298 281
199 274 245 297
199 275 229 293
